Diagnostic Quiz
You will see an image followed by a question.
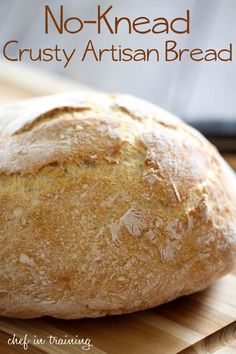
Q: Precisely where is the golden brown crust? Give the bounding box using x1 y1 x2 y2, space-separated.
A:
0 92 235 319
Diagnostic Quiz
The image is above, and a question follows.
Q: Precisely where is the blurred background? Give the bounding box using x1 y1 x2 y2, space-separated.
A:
0 0 235 127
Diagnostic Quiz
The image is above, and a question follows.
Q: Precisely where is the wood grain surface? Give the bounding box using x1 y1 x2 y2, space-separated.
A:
0 62 235 354
178 321 236 354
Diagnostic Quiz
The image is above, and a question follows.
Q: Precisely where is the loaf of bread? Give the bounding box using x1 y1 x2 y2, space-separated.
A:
0 92 235 319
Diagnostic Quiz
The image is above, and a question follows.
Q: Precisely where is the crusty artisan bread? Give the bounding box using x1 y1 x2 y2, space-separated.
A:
0 92 235 319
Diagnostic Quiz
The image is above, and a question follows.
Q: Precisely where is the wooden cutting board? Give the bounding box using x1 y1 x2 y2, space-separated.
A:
0 275 236 354
0 61 235 354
